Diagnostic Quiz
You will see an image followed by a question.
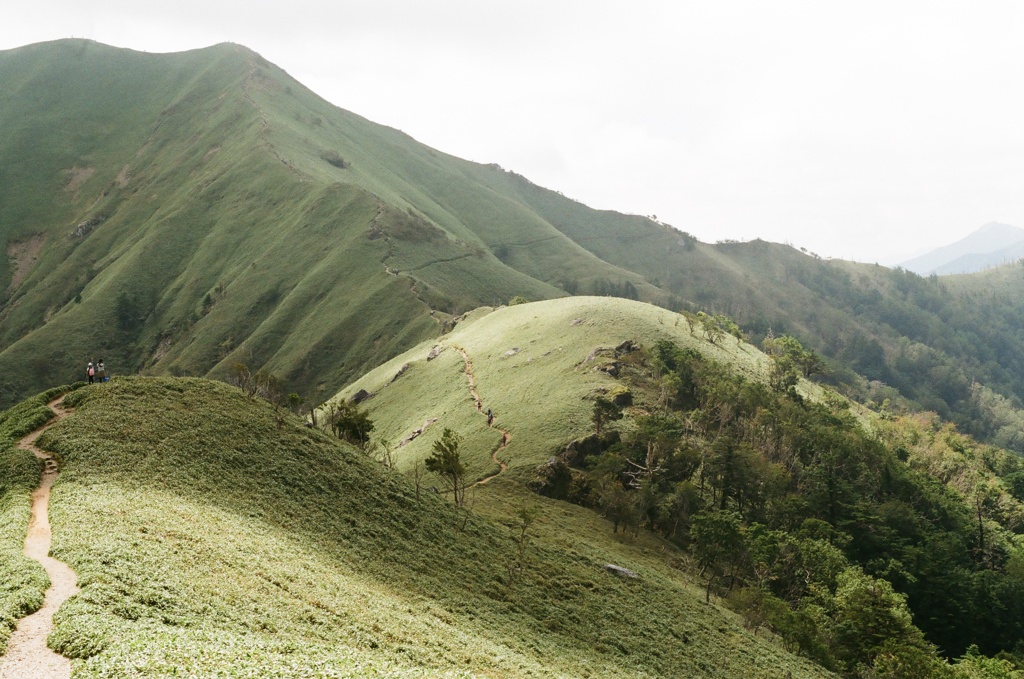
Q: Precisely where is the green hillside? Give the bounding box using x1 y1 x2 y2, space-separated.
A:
334 296 779 478
6 34 1024 679
0 386 69 653
0 39 650 409
6 38 1024 458
334 297 1024 676
0 377 831 677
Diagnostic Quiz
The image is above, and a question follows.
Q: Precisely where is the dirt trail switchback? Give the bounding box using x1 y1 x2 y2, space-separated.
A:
0 397 78 679
451 346 510 486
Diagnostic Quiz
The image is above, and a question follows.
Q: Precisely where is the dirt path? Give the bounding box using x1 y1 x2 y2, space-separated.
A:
0 397 78 679
451 346 510 486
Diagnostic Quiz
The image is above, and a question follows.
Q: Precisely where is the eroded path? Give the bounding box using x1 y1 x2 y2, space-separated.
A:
1 397 78 679
451 346 510 486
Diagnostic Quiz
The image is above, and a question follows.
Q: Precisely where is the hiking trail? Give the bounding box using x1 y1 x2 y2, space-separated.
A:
451 346 510 486
0 396 78 679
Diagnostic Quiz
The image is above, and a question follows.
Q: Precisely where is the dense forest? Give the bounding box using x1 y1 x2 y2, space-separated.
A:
534 338 1024 677
731 257 1024 454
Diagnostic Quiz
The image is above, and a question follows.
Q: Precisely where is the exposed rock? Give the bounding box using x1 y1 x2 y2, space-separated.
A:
608 386 633 407
503 347 520 358
398 417 439 447
6 233 46 292
563 433 603 462
562 431 620 465
64 165 95 194
349 389 371 405
615 339 638 355
426 345 444 361
571 318 586 326
390 363 411 383
603 564 639 579
577 343 631 372
71 215 106 239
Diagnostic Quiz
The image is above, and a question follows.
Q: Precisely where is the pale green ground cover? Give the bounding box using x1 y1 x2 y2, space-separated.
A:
0 386 74 653
333 297 798 477
0 377 833 677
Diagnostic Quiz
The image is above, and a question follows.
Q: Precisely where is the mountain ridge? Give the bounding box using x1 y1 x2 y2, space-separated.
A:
6 39 1024 461
900 221 1024 275
6 38 1024 677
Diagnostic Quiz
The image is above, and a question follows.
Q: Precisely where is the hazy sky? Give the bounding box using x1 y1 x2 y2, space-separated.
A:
3 1 1023 263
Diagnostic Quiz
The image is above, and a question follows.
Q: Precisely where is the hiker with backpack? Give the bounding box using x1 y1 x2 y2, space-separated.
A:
86 361 95 384
97 359 106 382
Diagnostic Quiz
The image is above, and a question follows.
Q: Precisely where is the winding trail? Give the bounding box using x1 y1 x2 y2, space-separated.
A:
451 346 510 486
1 397 78 679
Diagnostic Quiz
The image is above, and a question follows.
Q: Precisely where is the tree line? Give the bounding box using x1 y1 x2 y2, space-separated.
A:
535 339 1024 678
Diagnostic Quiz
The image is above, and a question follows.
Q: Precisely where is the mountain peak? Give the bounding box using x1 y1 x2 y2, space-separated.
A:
978 221 1021 235
900 222 1024 275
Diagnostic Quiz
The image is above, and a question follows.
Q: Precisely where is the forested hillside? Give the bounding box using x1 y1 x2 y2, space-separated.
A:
336 297 1024 677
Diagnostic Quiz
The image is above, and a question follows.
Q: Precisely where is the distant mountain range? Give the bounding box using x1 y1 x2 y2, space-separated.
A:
900 222 1024 275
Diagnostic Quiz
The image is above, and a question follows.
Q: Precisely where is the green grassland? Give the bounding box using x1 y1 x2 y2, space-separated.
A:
7 38 1024 459
0 39 630 409
0 385 73 653
2 298 1022 676
0 377 829 677
332 297 1024 675
332 296 784 477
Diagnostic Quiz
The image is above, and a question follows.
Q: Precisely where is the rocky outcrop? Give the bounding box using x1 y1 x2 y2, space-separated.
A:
603 564 639 579
390 363 410 383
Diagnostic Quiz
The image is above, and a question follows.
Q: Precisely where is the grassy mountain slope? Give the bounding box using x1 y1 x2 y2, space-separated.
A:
0 378 829 677
0 39 657 409
334 296 788 478
7 38 1024 456
334 297 1024 673
454 168 1024 449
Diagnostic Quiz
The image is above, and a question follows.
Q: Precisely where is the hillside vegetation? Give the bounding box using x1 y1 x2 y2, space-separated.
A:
7 39 1024 459
334 297 1024 677
335 297 777 478
0 386 68 654
0 377 834 677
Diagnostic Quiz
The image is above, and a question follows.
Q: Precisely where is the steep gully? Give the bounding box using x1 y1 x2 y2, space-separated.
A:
0 397 78 679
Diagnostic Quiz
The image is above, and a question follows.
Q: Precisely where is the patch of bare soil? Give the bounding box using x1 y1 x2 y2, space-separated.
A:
115 164 131 188
6 235 46 293
0 397 78 679
62 166 94 196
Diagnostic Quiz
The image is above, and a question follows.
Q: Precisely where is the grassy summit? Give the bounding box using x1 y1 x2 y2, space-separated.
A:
0 377 828 677
333 296 788 478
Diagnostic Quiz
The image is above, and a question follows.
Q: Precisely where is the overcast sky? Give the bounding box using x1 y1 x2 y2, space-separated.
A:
3 1 1023 263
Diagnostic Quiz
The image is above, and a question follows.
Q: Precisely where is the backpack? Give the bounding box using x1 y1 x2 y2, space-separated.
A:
88 367 95 376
